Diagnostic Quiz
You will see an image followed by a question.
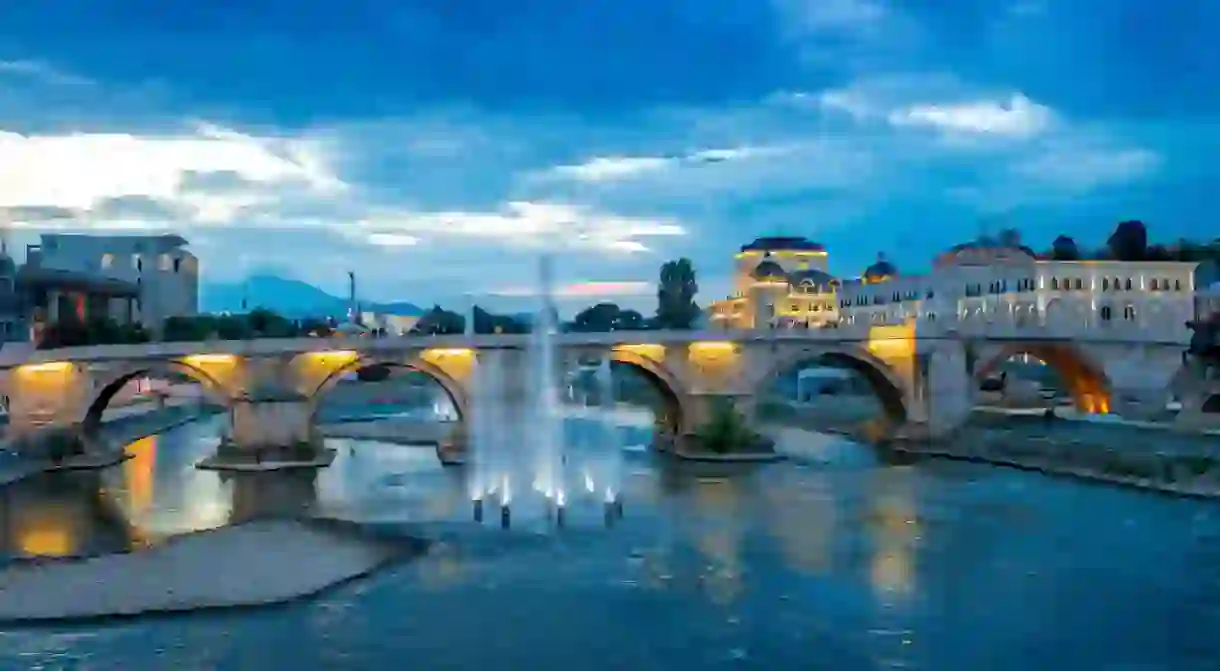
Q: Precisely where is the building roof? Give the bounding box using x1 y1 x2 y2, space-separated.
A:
935 239 1037 267
863 255 898 280
788 268 837 287
750 259 788 281
16 267 140 296
740 236 826 253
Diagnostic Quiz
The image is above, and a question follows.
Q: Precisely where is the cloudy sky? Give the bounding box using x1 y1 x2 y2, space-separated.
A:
1 0 1217 310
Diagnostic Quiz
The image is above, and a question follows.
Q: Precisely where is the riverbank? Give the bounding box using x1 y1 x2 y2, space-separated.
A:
890 440 1220 499
0 519 421 624
0 405 218 486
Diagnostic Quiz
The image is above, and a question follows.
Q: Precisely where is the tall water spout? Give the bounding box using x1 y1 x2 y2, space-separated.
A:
527 253 566 501
596 357 623 500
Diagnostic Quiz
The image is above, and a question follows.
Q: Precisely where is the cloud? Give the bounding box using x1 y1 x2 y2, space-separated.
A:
887 94 1053 138
489 281 652 299
0 59 93 87
1011 146 1161 191
351 201 685 253
811 74 1054 138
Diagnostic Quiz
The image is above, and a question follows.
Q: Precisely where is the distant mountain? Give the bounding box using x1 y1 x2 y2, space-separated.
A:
201 274 423 318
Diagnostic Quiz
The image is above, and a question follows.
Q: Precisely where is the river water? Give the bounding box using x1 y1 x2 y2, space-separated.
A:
1 412 1219 670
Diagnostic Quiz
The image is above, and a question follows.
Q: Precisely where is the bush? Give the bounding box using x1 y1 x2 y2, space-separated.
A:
694 399 758 454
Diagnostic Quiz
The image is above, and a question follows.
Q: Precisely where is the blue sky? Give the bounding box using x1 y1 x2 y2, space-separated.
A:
1 0 1217 311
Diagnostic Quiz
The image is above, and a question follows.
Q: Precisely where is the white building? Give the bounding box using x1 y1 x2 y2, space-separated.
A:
836 241 1198 343
26 234 200 331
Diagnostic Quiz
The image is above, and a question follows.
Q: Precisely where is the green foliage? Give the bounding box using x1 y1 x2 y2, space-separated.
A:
568 302 649 332
1050 235 1081 261
412 305 465 335
694 398 758 454
37 316 150 349
655 258 700 330
472 305 528 334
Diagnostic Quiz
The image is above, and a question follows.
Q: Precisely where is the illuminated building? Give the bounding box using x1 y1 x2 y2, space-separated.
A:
708 236 840 329
708 235 1200 345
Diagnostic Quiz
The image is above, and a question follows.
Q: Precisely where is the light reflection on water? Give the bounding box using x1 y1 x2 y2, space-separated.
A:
2 408 1220 669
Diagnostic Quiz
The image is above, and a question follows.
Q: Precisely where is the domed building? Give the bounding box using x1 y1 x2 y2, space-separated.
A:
862 254 898 284
709 237 841 329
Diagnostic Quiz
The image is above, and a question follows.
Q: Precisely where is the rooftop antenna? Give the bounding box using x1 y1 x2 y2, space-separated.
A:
347 270 358 324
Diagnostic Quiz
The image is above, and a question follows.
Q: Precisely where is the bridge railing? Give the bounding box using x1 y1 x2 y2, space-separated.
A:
0 320 1189 367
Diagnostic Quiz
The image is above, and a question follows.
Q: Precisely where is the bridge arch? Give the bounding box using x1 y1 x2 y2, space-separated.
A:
82 359 233 434
605 347 688 435
750 345 909 425
975 342 1111 413
305 354 470 422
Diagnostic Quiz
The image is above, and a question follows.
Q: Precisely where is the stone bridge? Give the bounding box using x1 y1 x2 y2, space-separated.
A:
0 321 1201 460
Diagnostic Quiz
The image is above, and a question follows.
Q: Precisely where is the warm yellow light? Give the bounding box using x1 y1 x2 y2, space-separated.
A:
614 344 665 361
690 341 736 351
19 361 71 373
309 350 358 360
18 525 74 557
424 348 474 357
181 354 235 365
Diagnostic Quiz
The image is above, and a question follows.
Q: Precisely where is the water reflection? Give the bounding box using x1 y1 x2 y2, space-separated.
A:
0 472 129 560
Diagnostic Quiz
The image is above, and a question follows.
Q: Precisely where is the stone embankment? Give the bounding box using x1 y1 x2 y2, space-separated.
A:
0 519 418 624
891 434 1220 499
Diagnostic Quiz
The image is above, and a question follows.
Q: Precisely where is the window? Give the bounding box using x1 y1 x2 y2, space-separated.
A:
1051 278 1059 290
1175 279 1183 291
1074 278 1083 290
133 254 142 272
1100 306 1112 321
1125 278 1133 291
159 254 172 271
101 253 113 269
1151 278 1160 291
1124 305 1136 321
1102 278 1109 291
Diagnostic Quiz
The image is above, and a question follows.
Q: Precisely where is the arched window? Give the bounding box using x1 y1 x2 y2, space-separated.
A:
1102 278 1110 291
1051 277 1059 290
1124 305 1136 321
1125 278 1133 291
1100 305 1112 322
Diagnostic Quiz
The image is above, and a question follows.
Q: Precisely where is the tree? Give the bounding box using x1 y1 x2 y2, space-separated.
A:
654 258 700 329
571 302 622 332
1107 220 1148 261
247 308 296 338
472 305 528 334
162 316 214 341
412 305 465 335
1050 235 1081 261
617 308 646 330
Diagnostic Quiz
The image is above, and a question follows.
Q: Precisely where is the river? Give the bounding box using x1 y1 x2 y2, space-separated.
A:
0 409 1218 669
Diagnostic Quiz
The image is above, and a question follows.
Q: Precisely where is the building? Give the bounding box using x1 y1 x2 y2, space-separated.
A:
708 235 1200 343
837 240 1197 343
708 236 841 329
26 234 200 331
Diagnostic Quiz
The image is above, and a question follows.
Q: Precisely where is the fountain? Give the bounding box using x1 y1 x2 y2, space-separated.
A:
595 357 624 516
465 253 624 529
